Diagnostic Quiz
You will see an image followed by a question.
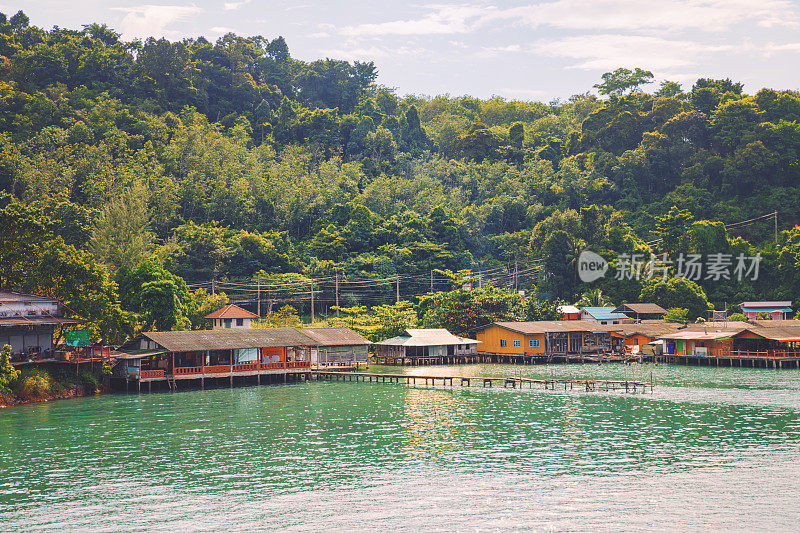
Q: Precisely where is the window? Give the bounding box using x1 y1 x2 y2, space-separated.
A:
513 340 521 347
224 318 232 328
500 339 507 347
529 339 540 348
236 318 244 326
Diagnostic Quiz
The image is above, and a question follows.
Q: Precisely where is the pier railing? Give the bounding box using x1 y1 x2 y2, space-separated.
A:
140 369 165 379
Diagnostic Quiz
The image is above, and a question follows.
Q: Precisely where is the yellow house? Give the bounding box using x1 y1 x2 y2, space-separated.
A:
476 321 610 355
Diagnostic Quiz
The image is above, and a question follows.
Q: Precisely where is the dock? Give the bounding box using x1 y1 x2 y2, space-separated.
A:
312 371 654 393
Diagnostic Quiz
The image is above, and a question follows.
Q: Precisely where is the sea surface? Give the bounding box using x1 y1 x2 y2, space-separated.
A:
1 363 800 532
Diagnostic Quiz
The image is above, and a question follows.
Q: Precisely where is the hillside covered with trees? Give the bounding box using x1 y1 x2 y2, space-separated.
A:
3 10 800 340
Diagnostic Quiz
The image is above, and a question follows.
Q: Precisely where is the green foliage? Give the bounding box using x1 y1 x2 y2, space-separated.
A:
332 301 418 342
663 307 689 323
523 298 564 321
0 344 19 396
418 286 523 337
117 261 191 331
576 288 613 308
640 277 712 321
255 305 303 328
0 11 798 329
89 181 155 271
186 288 229 330
727 312 747 322
594 68 654 95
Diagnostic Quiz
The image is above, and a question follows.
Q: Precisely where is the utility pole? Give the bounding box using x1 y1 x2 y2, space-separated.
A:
514 258 518 291
257 275 261 317
775 211 778 244
335 273 339 316
310 278 315 324
212 276 216 295
478 270 482 289
396 275 400 303
430 270 434 292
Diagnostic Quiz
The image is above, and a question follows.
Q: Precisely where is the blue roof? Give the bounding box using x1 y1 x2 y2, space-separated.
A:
581 307 628 320
741 306 792 313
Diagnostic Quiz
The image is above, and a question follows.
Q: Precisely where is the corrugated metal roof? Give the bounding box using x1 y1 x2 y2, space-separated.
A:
205 304 260 320
614 303 667 315
0 291 58 303
0 317 82 326
488 321 608 335
302 327 372 346
740 306 792 313
136 328 317 352
376 328 480 347
558 305 581 314
601 322 683 337
580 307 628 320
660 330 741 341
740 301 792 308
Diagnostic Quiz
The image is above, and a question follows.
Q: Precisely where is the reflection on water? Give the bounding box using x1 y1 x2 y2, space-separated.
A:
1 363 800 531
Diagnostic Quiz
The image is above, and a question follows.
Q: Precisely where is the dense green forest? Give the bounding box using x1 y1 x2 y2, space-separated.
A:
3 10 800 341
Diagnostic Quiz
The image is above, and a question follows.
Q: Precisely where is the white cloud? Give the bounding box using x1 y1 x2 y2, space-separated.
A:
319 44 425 62
112 5 203 40
224 0 251 11
335 1 798 38
210 26 236 34
500 0 799 32
478 44 522 58
529 34 737 71
340 4 493 36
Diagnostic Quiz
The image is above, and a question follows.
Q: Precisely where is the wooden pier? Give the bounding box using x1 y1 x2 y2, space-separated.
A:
313 371 653 393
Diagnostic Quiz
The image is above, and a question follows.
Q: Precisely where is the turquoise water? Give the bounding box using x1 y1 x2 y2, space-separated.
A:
1 363 800 531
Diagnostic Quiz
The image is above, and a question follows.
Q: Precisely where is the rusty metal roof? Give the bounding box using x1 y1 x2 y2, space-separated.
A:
136 328 317 352
488 321 609 335
302 327 371 346
204 304 260 320
0 317 82 327
614 303 667 315
0 291 59 303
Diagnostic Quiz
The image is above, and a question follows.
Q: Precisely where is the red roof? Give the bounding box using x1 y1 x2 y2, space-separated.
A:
204 304 259 320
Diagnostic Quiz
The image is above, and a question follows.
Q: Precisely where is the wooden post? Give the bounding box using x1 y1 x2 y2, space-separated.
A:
310 278 315 324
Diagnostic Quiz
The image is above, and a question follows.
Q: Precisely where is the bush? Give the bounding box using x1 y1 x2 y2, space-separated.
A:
663 307 689 323
79 370 100 393
17 373 52 402
728 312 746 322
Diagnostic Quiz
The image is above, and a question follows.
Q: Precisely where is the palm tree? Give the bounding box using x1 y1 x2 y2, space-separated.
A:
576 288 613 308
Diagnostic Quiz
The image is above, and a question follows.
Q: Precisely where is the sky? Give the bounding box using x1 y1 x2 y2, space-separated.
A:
11 1 800 101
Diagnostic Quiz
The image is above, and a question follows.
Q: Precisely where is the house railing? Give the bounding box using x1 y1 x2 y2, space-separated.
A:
692 350 800 358
140 369 165 379
168 360 311 376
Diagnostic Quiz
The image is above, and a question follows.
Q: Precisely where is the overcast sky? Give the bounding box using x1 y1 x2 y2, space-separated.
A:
12 1 800 101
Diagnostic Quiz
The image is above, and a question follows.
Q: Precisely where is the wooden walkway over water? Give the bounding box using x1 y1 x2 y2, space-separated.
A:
313 371 654 393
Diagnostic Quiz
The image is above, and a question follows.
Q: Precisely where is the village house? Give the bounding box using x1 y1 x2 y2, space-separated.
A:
206 304 260 329
558 305 581 320
303 327 371 365
374 328 480 364
579 306 629 325
113 327 317 390
613 303 667 322
657 320 800 362
0 291 82 358
738 301 793 320
475 321 612 357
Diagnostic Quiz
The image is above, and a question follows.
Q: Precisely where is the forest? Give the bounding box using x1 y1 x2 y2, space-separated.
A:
3 10 800 341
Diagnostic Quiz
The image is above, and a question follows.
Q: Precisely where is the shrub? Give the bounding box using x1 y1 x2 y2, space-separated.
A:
18 373 52 402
